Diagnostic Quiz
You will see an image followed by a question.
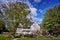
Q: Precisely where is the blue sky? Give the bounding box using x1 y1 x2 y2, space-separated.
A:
0 0 60 24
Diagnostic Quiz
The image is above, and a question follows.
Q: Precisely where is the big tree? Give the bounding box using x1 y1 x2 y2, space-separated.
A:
1 2 31 37
41 5 60 35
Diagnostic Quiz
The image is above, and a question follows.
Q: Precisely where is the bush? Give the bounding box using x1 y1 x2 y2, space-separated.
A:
24 34 37 38
24 34 31 37
15 33 23 38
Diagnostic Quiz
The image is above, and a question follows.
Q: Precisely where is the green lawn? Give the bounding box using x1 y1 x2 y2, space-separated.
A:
0 34 60 40
17 38 60 40
0 37 60 40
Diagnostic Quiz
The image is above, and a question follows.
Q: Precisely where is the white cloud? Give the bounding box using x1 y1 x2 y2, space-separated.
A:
26 2 34 8
39 18 42 22
32 17 42 24
30 8 37 16
39 9 44 13
34 0 42 3
26 14 31 19
0 0 18 3
27 7 38 21
27 7 42 24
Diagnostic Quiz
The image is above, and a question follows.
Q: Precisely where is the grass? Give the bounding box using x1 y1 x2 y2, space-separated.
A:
0 34 60 40
0 37 60 40
17 38 60 40
0 34 13 40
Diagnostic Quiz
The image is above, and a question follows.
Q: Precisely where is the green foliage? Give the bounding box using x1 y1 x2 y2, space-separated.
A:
41 5 60 31
0 20 5 32
0 11 3 18
0 20 5 30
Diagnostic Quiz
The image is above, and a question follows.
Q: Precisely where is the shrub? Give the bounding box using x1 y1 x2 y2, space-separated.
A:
15 33 23 38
